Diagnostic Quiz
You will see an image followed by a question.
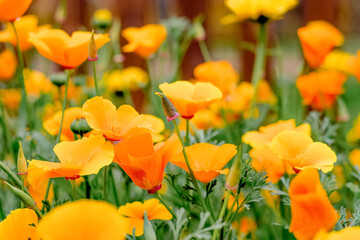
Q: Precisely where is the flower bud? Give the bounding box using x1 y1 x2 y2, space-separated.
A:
3 181 36 208
92 9 112 30
193 19 206 42
156 92 180 121
49 72 67 87
70 118 92 135
337 98 349 122
17 142 27 177
225 156 241 190
88 30 98 61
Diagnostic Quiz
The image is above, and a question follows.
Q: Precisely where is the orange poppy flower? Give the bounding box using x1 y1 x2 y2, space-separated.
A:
314 227 360 240
0 0 33 22
37 200 128 240
179 108 224 131
296 71 346 111
24 68 56 98
193 60 238 96
122 24 167 58
348 50 360 82
0 209 38 240
0 49 17 81
232 217 256 237
0 15 50 51
43 107 86 141
289 168 337 240
159 81 223 119
271 131 337 173
118 198 172 236
321 50 357 75
27 135 114 189
298 21 344 68
83 96 164 142
349 149 360 168
0 88 21 110
170 143 237 183
113 132 181 193
28 29 110 69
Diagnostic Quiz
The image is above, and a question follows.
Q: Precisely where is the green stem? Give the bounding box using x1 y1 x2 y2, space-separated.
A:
156 192 177 220
0 197 4 220
0 102 16 163
21 178 25 208
84 176 91 199
173 120 215 224
185 119 190 146
41 179 52 212
92 61 100 96
55 70 71 144
198 40 212 62
109 167 119 206
212 190 230 240
33 205 45 218
71 180 77 200
103 166 108 201
0 161 23 188
146 59 161 118
220 107 233 143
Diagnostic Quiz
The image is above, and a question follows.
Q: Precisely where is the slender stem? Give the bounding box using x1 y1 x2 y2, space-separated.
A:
103 166 108 201
0 161 23 189
146 59 161 117
156 192 177 219
0 197 4 220
33 206 45 218
220 107 233 143
173 120 215 223
55 70 71 144
212 190 230 240
10 22 31 129
109 167 119 206
21 178 25 208
0 102 16 163
198 40 212 62
41 179 52 212
92 61 100 96
84 176 91 199
71 180 77 200
185 119 190 146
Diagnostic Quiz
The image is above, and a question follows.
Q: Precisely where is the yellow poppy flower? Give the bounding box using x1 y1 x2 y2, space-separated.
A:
171 143 237 183
0 88 21 110
271 131 337 173
0 0 33 22
105 67 149 92
37 200 128 240
27 135 114 188
222 0 298 24
0 49 17 81
83 96 163 141
122 24 167 58
118 198 172 236
347 114 360 143
24 68 56 98
321 50 357 75
349 149 360 168
0 209 39 240
314 227 360 240
0 15 50 51
159 81 222 119
28 29 110 69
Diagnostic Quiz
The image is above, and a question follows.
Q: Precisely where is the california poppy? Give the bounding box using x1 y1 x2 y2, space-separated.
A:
347 114 360 143
28 29 110 69
296 71 346 110
170 143 237 183
83 96 164 142
104 67 148 92
118 198 172 236
24 68 56 98
0 88 21 110
314 227 360 240
0 209 38 240
37 200 128 240
271 131 337 173
0 0 33 22
159 81 222 119
289 168 337 240
298 21 344 68
0 49 17 81
349 149 360 168
113 132 181 193
0 15 50 51
122 24 167 58
27 135 114 188
321 50 357 75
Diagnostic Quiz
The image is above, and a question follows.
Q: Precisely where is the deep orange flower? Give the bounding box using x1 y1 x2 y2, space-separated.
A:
0 209 38 240
122 24 167 58
28 29 110 69
118 199 172 236
113 132 181 193
289 168 337 240
0 49 17 81
37 200 128 240
298 21 344 68
159 81 223 119
271 131 337 173
194 60 238 96
296 71 346 110
0 15 50 51
0 0 33 22
171 143 237 183
27 135 114 188
83 96 164 141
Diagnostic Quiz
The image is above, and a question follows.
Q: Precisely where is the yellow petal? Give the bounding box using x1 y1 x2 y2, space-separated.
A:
300 142 337 172
0 209 38 240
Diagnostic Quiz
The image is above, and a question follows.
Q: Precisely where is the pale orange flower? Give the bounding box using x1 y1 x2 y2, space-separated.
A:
289 168 337 240
171 143 237 183
24 68 56 98
0 0 33 22
118 198 172 236
0 49 17 81
0 88 21 110
0 209 38 240
349 149 360 168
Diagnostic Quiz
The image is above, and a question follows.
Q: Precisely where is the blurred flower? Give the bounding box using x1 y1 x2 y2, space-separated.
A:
92 9 112 29
181 109 223 131
28 29 110 69
25 178 54 210
0 88 21 110
314 227 360 240
83 96 163 141
257 80 277 104
222 0 298 24
349 149 360 168
171 143 237 183
43 107 86 141
289 168 337 240
348 50 360 82
232 217 256 239
0 209 38 240
37 200 128 240
24 68 56 98
0 49 17 81
159 81 222 119
347 114 360 144
0 15 50 51
122 24 167 58
113 132 181 193
104 67 148 92
118 198 172 236
194 60 238 96
28 135 114 188
321 50 357 75
271 131 337 173
142 114 165 142
298 21 344 68
296 71 346 111
0 0 33 22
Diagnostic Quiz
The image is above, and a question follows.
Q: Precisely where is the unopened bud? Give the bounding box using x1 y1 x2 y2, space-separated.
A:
225 156 241 190
88 30 98 61
337 98 349 122
194 21 206 42
156 92 180 121
49 72 67 87
3 181 36 208
92 9 112 30
17 142 27 177
70 118 92 135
